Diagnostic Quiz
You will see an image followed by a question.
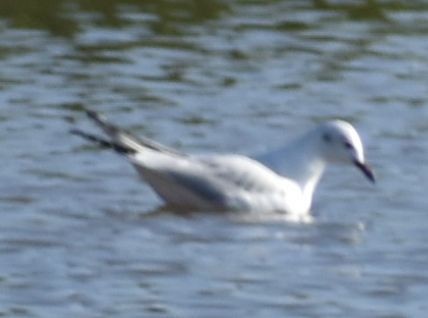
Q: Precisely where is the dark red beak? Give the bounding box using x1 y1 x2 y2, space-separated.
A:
354 160 375 183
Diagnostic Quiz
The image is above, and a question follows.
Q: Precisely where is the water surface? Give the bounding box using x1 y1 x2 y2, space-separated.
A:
1 1 428 317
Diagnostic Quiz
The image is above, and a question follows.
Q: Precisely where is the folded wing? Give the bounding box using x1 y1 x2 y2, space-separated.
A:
72 110 300 210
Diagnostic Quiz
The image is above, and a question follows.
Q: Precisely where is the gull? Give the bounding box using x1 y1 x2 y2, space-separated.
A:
71 110 375 216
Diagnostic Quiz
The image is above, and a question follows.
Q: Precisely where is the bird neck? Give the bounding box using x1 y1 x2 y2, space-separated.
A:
258 130 327 202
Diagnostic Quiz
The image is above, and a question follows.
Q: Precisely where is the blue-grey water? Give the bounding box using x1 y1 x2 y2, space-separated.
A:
1 1 428 317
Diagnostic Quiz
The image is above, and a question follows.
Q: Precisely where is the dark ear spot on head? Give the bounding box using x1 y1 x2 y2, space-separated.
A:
322 133 332 143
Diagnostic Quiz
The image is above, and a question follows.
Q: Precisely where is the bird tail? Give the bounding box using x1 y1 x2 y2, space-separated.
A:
71 109 183 156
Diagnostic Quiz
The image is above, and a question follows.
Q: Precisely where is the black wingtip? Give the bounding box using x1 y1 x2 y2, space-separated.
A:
85 108 101 121
82 108 116 134
70 128 135 155
85 109 96 117
69 128 84 137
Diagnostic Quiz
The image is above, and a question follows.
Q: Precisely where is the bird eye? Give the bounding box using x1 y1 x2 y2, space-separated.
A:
344 141 353 150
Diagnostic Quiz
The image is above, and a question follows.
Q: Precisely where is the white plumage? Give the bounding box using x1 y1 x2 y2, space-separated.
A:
72 110 375 216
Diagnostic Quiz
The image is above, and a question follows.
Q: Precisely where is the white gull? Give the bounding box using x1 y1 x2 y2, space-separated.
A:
72 110 375 216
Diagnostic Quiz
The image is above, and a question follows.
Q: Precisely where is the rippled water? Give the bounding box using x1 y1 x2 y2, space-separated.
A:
1 1 428 317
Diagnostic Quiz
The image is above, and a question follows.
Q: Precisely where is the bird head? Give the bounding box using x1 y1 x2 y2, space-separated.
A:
318 120 375 183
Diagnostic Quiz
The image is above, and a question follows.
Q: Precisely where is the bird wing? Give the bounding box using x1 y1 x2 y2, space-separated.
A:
129 152 299 209
72 110 299 209
83 109 185 156
72 110 229 207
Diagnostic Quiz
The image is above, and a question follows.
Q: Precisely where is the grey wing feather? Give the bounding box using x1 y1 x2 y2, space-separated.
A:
166 170 228 205
85 109 185 156
131 160 229 208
